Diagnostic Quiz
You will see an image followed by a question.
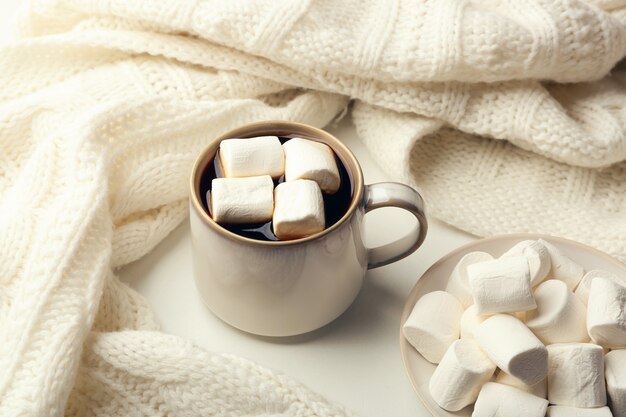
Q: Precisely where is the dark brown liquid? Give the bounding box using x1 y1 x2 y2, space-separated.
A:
200 136 353 241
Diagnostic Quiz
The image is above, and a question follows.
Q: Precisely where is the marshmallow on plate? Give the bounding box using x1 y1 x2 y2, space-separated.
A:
587 277 626 349
219 136 284 178
525 280 588 344
546 406 613 417
538 239 585 290
403 291 463 364
460 305 526 339
475 314 547 385
446 252 494 307
495 371 547 399
429 339 496 411
460 305 490 340
283 138 340 193
210 175 274 224
472 382 548 417
605 350 626 417
501 240 551 287
467 257 536 315
547 343 606 407
576 269 626 305
272 180 325 240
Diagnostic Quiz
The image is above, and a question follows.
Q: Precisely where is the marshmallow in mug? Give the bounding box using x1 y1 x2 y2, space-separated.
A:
273 180 325 240
210 175 275 224
283 138 341 194
219 136 285 179
211 136 343 239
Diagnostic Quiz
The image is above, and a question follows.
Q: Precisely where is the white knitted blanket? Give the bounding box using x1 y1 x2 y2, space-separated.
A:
1 0 625 415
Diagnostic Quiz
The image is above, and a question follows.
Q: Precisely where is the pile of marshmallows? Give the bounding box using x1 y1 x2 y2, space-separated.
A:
210 136 340 240
403 239 626 417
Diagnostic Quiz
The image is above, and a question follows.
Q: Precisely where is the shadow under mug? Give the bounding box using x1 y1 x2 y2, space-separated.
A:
189 121 428 337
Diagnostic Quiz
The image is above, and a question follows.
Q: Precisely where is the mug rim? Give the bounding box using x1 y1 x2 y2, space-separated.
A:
189 120 365 247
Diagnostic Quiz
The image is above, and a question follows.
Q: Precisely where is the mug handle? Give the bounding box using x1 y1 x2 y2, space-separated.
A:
363 183 428 269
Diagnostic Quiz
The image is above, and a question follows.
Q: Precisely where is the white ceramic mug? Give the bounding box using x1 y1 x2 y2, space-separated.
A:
190 121 427 336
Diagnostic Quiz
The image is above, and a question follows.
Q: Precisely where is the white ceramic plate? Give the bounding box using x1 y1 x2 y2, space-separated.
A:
399 233 626 417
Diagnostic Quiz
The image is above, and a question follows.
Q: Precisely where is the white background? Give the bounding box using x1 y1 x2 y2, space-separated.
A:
0 5 476 416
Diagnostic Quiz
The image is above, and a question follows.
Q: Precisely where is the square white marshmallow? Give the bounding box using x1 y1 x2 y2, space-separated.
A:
547 343 606 408
210 175 274 224
273 180 325 240
283 138 340 193
467 257 536 315
219 136 284 178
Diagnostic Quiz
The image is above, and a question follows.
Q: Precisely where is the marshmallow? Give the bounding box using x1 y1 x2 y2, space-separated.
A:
210 176 274 224
460 304 489 340
219 136 284 178
587 277 626 349
272 180 325 240
283 138 340 193
547 406 613 417
459 305 525 339
468 257 536 315
501 240 551 287
547 343 606 407
576 269 626 305
472 382 549 417
525 280 588 344
495 371 547 399
539 239 585 290
403 291 463 364
429 339 496 411
605 350 626 417
475 314 547 385
446 252 494 307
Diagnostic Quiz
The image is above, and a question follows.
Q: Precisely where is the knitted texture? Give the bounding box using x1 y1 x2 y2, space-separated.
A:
0 0 625 416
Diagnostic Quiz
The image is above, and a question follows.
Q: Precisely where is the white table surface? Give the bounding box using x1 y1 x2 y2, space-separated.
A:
0 6 477 415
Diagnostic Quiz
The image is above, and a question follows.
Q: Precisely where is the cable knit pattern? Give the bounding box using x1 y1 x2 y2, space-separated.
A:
352 102 626 263
0 0 625 416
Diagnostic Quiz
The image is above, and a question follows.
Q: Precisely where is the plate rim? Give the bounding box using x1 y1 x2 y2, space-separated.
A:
398 233 626 417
